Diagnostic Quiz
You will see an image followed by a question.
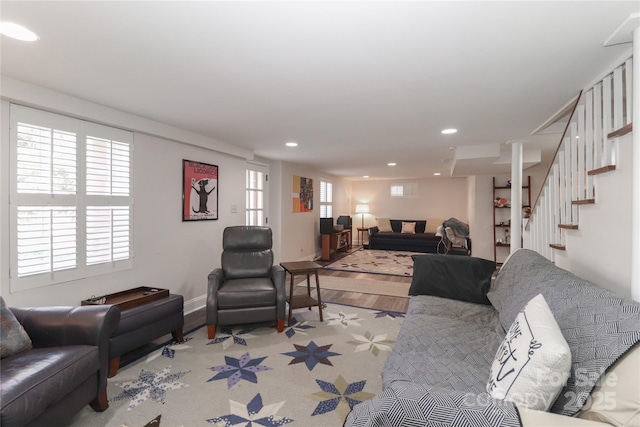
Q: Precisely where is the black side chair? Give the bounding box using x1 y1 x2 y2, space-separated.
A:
206 226 286 339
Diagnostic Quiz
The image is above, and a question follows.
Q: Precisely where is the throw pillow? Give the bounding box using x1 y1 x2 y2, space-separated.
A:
425 218 444 234
376 217 393 233
0 296 33 359
409 254 495 305
487 294 571 411
401 222 416 234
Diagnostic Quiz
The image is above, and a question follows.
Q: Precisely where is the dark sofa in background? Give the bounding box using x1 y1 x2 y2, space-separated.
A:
368 219 442 253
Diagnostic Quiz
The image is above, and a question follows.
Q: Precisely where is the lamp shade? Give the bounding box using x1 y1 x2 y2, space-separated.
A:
355 204 370 214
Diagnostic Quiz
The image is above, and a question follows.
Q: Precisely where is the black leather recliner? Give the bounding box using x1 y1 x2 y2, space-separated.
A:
0 304 120 427
206 226 286 339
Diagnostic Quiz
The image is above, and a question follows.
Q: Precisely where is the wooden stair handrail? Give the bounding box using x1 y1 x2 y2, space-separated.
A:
527 90 583 225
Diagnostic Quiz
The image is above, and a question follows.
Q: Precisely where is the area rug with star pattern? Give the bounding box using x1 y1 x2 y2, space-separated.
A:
68 303 404 427
324 249 427 277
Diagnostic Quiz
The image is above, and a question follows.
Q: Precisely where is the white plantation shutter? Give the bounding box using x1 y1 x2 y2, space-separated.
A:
320 180 332 218
10 105 133 291
16 207 77 276
86 206 130 265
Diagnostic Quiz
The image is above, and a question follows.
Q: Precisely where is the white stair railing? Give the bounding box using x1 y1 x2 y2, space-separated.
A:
525 57 633 261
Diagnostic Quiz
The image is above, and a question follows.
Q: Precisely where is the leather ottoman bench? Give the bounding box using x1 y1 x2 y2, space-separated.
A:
108 293 184 377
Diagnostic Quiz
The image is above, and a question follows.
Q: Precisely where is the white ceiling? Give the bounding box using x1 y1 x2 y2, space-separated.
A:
1 1 637 180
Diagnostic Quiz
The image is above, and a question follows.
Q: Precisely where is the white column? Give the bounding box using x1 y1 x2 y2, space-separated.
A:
509 141 524 252
632 26 640 302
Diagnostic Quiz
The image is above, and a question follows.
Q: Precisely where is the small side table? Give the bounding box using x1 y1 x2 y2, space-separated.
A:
357 227 368 246
280 261 324 327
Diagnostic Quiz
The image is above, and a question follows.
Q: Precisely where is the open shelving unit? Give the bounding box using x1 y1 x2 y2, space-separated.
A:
493 176 531 264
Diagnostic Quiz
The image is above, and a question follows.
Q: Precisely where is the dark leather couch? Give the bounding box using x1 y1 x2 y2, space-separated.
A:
0 305 120 427
368 219 443 253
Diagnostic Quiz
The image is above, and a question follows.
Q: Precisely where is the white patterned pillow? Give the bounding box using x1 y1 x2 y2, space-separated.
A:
401 222 416 234
487 294 571 411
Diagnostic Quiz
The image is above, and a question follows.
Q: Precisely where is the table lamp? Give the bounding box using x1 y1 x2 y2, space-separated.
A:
355 203 370 229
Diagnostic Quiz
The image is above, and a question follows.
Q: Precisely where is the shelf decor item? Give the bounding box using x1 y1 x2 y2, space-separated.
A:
183 159 218 221
493 176 531 264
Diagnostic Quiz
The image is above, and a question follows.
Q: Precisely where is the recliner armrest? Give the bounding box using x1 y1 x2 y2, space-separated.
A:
270 265 286 319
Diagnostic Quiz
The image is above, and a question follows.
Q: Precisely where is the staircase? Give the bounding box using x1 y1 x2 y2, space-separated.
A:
523 57 635 296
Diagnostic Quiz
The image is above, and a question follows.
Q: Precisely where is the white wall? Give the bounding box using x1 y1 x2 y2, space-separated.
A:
269 160 351 263
0 85 249 313
552 133 634 298
351 177 469 230
467 175 494 260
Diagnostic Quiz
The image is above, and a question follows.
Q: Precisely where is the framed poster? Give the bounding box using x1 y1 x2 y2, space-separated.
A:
292 175 313 212
183 160 218 221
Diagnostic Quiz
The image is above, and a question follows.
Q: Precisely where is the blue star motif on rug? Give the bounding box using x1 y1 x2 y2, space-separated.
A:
207 327 256 349
207 393 293 426
208 352 272 388
374 310 406 319
281 341 340 371
111 366 190 410
284 317 316 338
308 375 376 421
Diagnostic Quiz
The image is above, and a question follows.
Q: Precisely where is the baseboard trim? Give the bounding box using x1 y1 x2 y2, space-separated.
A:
184 294 206 315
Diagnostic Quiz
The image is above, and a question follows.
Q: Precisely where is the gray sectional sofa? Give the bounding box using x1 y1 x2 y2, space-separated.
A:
345 250 640 426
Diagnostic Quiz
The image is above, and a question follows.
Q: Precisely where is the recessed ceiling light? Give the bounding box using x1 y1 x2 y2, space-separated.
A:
441 128 458 135
387 162 396 166
433 172 441 176
363 175 369 178
0 22 39 41
285 142 298 147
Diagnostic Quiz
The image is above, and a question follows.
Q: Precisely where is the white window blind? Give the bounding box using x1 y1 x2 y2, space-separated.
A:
320 180 333 218
10 105 133 291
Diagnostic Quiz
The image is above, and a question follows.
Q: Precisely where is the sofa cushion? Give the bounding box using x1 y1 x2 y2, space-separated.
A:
488 249 640 416
400 221 416 234
487 294 571 411
0 297 32 359
0 346 98 426
217 278 277 309
577 343 640 426
376 217 393 232
390 219 426 233
425 218 444 234
382 294 502 392
409 254 495 305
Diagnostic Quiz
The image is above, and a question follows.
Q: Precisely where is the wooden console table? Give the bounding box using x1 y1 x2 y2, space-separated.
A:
321 229 352 261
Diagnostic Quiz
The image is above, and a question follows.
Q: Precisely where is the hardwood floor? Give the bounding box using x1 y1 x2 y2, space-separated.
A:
293 245 411 313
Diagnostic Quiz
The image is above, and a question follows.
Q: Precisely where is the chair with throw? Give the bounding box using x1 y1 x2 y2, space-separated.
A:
206 226 286 339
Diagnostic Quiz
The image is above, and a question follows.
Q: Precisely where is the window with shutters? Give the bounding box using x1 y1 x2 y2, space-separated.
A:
9 105 133 291
319 180 332 218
